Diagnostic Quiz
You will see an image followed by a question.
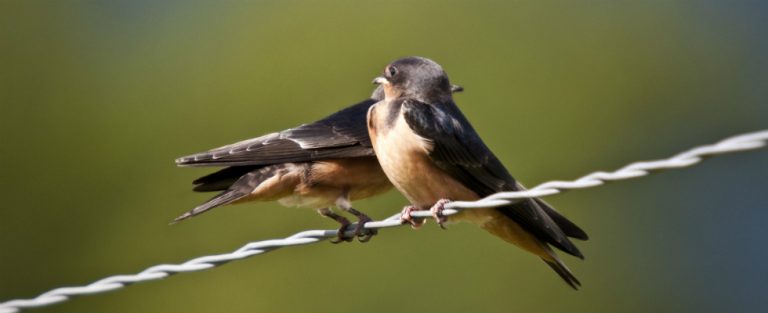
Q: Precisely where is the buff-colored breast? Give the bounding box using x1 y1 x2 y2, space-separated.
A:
368 101 479 209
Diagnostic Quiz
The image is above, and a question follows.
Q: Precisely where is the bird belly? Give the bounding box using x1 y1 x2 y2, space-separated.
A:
308 157 392 201
276 158 392 209
277 194 334 208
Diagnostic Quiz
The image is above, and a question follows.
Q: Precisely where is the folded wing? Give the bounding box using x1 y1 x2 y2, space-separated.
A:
176 99 377 167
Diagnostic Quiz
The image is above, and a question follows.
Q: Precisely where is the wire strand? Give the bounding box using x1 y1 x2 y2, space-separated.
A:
1 129 766 313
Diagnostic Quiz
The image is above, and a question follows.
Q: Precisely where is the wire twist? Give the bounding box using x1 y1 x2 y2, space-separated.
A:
1 129 766 313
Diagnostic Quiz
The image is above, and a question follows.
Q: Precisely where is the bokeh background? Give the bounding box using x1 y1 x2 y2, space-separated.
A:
1 1 767 313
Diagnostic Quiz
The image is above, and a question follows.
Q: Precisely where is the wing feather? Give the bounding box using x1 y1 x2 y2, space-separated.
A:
176 99 376 167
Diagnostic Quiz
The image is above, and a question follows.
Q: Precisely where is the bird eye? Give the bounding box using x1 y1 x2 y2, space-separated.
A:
388 66 398 77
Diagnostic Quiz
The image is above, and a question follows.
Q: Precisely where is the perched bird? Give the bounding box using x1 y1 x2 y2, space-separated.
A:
367 56 588 288
175 84 463 242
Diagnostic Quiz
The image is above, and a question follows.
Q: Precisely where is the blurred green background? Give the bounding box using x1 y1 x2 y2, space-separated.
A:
1 1 767 312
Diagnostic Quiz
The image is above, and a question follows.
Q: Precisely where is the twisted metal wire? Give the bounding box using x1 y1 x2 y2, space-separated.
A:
1 129 766 313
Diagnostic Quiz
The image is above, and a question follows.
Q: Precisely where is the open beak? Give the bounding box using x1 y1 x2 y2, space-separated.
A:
372 76 389 85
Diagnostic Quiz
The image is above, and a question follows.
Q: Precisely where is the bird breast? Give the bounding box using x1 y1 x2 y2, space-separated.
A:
368 101 478 209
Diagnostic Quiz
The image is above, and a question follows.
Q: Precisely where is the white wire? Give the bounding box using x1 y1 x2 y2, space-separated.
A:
1 129 766 313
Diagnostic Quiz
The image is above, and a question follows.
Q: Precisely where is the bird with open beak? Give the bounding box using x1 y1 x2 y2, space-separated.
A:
367 56 588 288
175 84 462 242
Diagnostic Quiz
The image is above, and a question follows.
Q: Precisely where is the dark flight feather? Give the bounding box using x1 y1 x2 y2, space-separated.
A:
543 258 581 289
534 197 589 240
191 165 262 192
176 99 377 167
401 99 586 258
173 165 287 223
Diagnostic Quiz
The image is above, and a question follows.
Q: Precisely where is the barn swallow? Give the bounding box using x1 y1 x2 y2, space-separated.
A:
175 84 463 242
367 56 588 288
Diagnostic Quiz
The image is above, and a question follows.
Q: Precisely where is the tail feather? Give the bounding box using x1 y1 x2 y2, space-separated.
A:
505 182 587 257
532 198 586 288
535 198 589 240
173 165 285 223
192 165 261 192
543 257 581 290
501 199 584 259
172 190 248 223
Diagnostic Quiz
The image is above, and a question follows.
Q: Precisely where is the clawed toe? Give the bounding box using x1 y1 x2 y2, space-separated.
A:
400 205 425 229
323 204 378 243
357 226 377 243
329 212 377 244
354 215 377 243
330 223 355 244
430 199 451 230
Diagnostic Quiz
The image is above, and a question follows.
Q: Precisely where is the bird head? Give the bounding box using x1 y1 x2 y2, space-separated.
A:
373 56 453 103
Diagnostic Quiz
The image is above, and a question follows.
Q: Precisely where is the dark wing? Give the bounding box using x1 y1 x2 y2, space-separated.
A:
401 99 584 257
176 99 376 167
534 197 589 240
401 99 518 195
191 165 261 191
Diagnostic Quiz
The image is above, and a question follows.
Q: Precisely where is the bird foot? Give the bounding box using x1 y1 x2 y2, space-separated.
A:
330 219 354 244
342 207 378 243
430 199 451 229
400 205 426 229
355 215 377 243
